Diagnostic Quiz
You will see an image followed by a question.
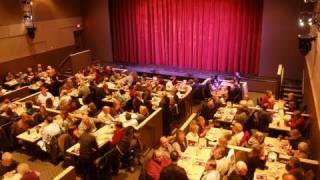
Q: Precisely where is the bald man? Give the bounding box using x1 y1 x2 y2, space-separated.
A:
158 136 174 159
146 150 171 180
282 173 298 180
228 161 248 180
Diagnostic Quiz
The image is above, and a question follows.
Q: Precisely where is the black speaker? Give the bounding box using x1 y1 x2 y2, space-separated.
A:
298 34 316 56
26 26 36 39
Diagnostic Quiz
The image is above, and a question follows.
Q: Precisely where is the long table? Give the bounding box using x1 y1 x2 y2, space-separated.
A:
177 146 212 180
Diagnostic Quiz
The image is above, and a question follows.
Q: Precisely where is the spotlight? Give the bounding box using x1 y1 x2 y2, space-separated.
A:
298 11 316 28
304 0 318 3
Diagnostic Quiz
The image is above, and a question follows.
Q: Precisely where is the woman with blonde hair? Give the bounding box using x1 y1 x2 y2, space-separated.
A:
229 123 244 146
186 123 199 145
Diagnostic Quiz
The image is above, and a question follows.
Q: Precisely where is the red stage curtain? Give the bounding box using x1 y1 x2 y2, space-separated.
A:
110 0 263 75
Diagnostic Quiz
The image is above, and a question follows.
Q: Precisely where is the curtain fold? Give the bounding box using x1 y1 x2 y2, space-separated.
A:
110 0 263 75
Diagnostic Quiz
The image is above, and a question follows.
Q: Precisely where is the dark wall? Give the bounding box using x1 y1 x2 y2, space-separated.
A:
0 46 75 78
81 0 113 62
260 0 305 80
0 0 81 26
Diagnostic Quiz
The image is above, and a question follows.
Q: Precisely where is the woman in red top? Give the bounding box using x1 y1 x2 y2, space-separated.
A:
111 122 125 145
288 110 305 132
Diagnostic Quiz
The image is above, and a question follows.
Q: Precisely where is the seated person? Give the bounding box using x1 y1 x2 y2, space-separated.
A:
111 100 123 116
242 95 255 107
88 103 99 117
12 114 32 136
17 163 40 180
287 110 305 132
229 123 244 146
282 173 298 180
228 161 248 180
110 122 125 145
289 141 309 159
211 147 230 176
25 101 36 115
78 115 96 135
61 79 74 93
197 116 210 137
261 90 273 106
97 106 115 124
199 100 216 121
5 72 14 82
45 98 54 109
59 90 72 107
2 107 18 120
201 160 220 180
37 116 61 151
37 86 54 106
77 80 91 100
0 152 18 177
285 157 304 180
286 93 299 111
158 136 174 159
245 145 266 179
254 103 272 132
234 105 249 124
285 129 305 150
146 150 171 180
32 105 48 124
160 151 188 180
247 131 265 147
137 105 150 122
172 130 188 157
132 91 144 113
186 123 199 146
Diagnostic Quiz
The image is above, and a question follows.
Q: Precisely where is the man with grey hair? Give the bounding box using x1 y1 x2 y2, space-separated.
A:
158 136 174 159
228 161 248 180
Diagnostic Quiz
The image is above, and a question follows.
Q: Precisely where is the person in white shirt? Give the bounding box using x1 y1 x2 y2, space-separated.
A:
201 160 220 180
97 106 115 124
78 115 96 135
229 123 244 146
165 80 174 91
37 116 61 151
211 147 230 175
37 86 54 106
186 123 199 146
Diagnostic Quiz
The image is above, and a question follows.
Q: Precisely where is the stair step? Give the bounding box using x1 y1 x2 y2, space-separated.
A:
283 92 303 97
283 97 302 102
282 88 302 93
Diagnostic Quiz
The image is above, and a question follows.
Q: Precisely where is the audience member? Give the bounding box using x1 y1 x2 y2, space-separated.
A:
201 160 220 180
79 127 98 180
160 151 188 180
158 136 174 159
228 161 248 180
186 123 199 145
146 150 171 180
0 152 18 177
172 130 188 157
229 123 244 146
37 86 54 106
18 163 40 180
